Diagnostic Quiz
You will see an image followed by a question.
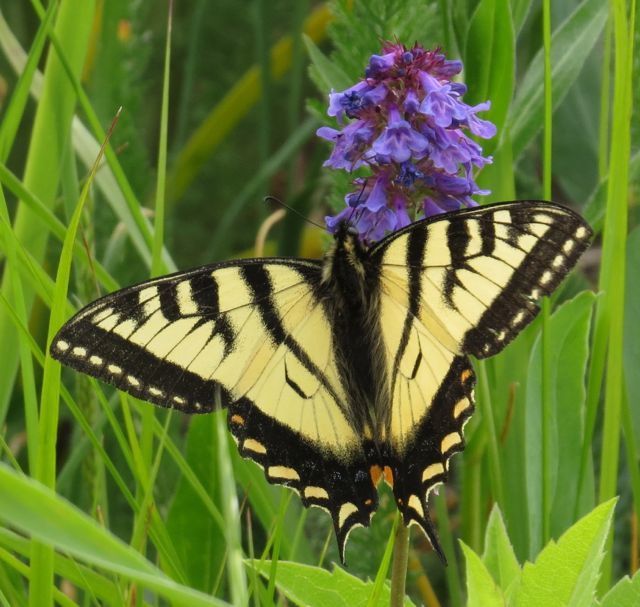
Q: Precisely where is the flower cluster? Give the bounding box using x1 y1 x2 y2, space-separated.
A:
318 42 496 243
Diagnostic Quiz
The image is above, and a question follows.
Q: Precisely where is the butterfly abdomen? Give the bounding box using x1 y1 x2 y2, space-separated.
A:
322 230 389 440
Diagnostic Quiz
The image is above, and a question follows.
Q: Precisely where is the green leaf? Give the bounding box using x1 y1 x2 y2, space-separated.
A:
599 570 640 607
165 415 226 592
464 0 515 153
482 505 520 594
583 151 640 235
461 542 505 607
0 463 229 607
623 226 640 453
304 34 352 92
525 291 596 557
215 409 248 605
508 0 608 158
249 560 416 607
512 499 616 607
511 0 534 32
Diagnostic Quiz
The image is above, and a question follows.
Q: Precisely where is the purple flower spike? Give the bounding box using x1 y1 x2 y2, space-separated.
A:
318 41 496 242
420 85 468 128
372 108 429 163
365 52 396 79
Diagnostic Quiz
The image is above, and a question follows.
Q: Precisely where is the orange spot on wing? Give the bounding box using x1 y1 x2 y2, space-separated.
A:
370 465 383 486
230 414 245 426
461 369 472 382
383 466 394 487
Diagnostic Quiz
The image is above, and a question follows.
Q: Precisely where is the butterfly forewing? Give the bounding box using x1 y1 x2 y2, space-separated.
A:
374 201 593 358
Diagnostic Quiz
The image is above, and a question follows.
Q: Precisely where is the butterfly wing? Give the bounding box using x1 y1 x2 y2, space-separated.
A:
372 201 592 556
51 259 377 560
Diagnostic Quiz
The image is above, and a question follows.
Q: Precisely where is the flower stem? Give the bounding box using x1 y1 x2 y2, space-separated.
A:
390 519 410 607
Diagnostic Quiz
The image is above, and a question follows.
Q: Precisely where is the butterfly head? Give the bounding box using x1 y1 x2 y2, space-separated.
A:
321 220 370 289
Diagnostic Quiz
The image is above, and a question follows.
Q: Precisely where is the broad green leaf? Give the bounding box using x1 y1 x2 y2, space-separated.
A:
165 415 226 592
584 152 640 235
0 463 228 607
482 505 520 594
485 317 541 560
508 0 607 158
304 34 352 92
249 560 415 607
512 499 616 607
511 0 534 32
623 226 640 452
525 291 596 556
599 570 640 607
464 0 515 153
461 542 505 607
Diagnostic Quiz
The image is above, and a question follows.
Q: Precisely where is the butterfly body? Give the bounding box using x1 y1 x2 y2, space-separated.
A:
321 225 389 442
51 201 592 563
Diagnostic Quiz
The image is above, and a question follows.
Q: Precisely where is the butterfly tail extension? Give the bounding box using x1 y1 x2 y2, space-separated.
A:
389 355 475 562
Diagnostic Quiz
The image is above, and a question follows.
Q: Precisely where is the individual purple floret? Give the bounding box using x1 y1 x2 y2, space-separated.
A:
318 42 496 244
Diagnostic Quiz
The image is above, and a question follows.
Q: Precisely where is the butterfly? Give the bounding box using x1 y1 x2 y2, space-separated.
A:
51 200 592 563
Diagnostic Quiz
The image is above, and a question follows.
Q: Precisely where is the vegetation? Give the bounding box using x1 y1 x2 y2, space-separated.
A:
0 1 637 605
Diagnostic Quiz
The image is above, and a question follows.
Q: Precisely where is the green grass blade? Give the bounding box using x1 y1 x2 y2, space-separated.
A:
165 4 331 205
507 0 608 158
0 0 95 427
215 407 248 605
464 0 515 154
0 187 39 476
205 117 318 260
30 108 118 607
596 0 635 590
368 513 399 607
0 8 176 274
435 490 463 607
0 1 57 161
540 0 553 550
0 463 230 607
254 0 272 202
151 0 172 278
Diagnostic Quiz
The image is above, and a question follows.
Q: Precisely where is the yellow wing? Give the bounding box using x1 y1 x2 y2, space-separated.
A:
51 259 377 561
372 201 592 557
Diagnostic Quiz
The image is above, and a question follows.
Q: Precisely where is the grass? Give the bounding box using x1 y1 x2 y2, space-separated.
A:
0 0 637 605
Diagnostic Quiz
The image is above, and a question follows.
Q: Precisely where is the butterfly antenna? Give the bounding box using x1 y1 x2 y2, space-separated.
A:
347 179 368 227
264 196 325 231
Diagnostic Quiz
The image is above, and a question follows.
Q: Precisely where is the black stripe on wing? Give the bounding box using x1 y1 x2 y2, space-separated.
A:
373 200 592 359
53 318 227 412
460 205 592 358
389 227 429 399
239 264 347 412
51 259 323 412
